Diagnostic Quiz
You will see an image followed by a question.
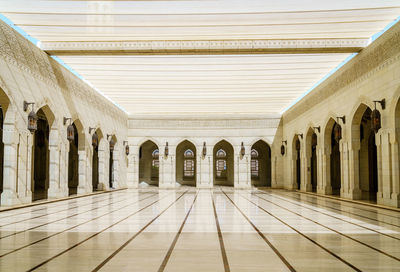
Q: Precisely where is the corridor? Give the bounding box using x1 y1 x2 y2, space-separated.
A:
0 188 399 272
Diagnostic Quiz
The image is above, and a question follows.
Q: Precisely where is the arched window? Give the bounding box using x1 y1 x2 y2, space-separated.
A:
251 149 259 178
183 149 195 177
152 149 159 168
216 149 227 178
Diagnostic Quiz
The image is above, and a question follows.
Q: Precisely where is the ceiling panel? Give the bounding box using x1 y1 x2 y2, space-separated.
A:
0 0 399 115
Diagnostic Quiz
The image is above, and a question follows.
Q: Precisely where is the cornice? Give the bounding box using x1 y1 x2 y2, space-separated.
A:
42 38 367 55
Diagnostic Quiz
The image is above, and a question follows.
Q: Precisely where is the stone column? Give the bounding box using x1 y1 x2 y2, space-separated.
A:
127 148 139 188
197 143 213 188
47 126 63 199
319 141 333 195
159 145 175 188
290 148 297 189
112 149 119 189
344 141 362 199
236 144 251 189
61 142 69 195
317 147 332 195
1 107 21 205
300 140 311 192
16 132 32 203
77 149 87 194
97 140 108 191
302 141 312 192
377 130 397 207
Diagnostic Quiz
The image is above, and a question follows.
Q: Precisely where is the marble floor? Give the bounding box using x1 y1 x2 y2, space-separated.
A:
0 188 399 272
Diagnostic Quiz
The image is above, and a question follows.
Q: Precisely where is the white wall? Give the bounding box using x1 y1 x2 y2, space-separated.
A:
0 20 128 205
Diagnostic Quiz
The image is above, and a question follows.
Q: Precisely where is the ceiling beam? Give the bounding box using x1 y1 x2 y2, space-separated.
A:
42 38 368 55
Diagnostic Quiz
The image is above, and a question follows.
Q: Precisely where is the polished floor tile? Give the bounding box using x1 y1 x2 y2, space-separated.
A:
0 188 399 271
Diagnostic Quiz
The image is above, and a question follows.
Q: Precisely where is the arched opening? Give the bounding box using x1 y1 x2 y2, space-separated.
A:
139 140 159 186
109 135 117 189
352 105 378 201
331 122 342 195
176 140 196 186
292 136 301 190
306 128 318 192
92 129 102 191
68 123 79 195
213 140 234 186
324 118 342 195
250 140 271 187
32 108 51 201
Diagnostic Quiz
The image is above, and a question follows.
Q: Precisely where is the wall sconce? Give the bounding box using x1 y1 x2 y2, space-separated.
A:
371 99 385 133
240 142 245 156
24 101 37 133
295 133 303 139
89 127 96 134
334 123 342 143
107 134 115 152
123 141 129 156
92 132 99 147
281 140 287 156
373 99 386 110
202 142 207 157
337 116 346 124
164 142 169 157
63 117 74 142
313 126 320 133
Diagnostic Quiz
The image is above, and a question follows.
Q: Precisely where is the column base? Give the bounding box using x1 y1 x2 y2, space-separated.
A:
98 183 109 191
301 183 312 192
127 182 139 189
235 183 251 189
48 187 66 199
1 189 23 206
197 184 213 189
317 185 332 195
159 183 175 189
77 186 89 195
377 192 400 208
341 188 362 200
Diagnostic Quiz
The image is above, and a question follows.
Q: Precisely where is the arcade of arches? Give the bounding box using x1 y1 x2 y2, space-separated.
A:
0 13 399 212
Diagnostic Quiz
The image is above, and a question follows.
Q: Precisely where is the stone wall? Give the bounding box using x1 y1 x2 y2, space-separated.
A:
0 20 128 205
127 114 281 189
277 21 400 207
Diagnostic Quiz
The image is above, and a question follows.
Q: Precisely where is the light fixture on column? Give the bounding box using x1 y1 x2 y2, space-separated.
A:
334 123 342 143
107 134 115 152
373 99 386 110
295 133 303 139
202 142 207 157
281 140 287 156
336 116 346 124
63 117 75 142
371 99 385 133
24 101 37 133
313 126 320 133
92 132 99 147
240 142 245 156
89 127 96 134
123 141 129 156
164 142 169 157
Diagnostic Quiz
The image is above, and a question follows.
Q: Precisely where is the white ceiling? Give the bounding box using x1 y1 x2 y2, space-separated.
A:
0 0 399 115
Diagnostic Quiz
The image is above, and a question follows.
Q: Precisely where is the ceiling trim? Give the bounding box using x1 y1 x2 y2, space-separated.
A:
42 38 368 55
